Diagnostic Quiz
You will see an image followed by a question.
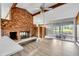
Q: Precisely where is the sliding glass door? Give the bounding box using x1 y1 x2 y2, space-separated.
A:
46 21 75 42
62 24 74 41
52 23 74 42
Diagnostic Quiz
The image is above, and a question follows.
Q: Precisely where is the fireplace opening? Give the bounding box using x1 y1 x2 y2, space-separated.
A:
20 31 30 39
10 32 17 40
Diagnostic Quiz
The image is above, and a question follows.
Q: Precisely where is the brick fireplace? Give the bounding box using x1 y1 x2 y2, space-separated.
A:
1 7 37 41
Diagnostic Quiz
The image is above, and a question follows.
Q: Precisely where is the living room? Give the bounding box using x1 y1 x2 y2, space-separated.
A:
0 3 79 56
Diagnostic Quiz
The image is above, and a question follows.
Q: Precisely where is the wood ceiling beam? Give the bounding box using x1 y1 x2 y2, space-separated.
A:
49 3 65 8
32 3 66 16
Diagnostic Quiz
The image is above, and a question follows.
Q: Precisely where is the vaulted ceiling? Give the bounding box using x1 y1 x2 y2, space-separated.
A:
1 3 65 19
16 3 65 16
16 3 56 15
1 3 79 25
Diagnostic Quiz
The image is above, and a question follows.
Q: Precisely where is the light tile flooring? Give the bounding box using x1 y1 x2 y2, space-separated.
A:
14 38 79 56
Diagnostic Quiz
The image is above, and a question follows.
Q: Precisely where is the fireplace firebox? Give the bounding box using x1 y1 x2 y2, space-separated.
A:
10 32 17 40
20 31 30 39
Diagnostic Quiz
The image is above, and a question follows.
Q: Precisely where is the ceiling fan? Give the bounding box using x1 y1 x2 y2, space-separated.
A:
40 3 53 12
33 3 53 15
38 3 53 26
36 3 52 42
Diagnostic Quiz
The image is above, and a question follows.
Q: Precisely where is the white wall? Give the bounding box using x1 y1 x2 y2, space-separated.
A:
1 3 12 19
46 26 56 38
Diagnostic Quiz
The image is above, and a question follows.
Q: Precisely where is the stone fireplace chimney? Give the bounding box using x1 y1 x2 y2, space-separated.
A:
1 7 37 41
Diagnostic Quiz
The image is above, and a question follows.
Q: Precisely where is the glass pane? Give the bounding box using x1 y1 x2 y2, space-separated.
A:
55 26 59 35
62 24 74 41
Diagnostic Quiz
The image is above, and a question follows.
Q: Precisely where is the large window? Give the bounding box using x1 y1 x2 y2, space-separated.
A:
52 26 60 36
46 23 75 41
52 24 74 41
62 24 73 35
55 26 59 34
62 24 74 41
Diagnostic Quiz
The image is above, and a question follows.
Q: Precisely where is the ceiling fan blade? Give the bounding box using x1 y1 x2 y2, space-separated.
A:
40 3 45 8
40 3 53 11
43 8 53 10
